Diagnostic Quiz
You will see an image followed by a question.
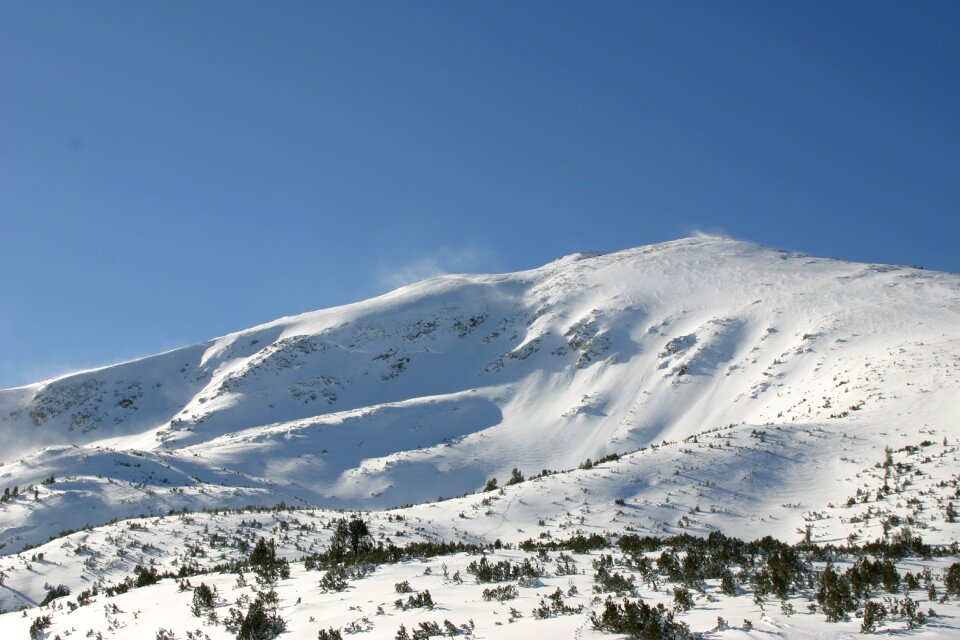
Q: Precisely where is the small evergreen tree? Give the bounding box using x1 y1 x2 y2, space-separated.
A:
506 468 524 486
673 586 693 613
236 589 285 639
945 563 960 596
248 538 290 584
29 615 52 640
329 517 374 561
817 563 854 622
191 582 218 617
134 565 160 588
39 584 70 606
862 600 887 633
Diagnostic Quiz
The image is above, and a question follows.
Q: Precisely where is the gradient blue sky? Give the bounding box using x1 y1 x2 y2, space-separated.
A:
2 1 958 388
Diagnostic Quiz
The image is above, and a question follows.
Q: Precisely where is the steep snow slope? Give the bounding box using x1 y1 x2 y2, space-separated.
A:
1 237 959 555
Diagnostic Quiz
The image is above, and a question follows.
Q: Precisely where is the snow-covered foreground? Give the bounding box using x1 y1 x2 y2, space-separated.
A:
1 236 959 637
0 506 958 639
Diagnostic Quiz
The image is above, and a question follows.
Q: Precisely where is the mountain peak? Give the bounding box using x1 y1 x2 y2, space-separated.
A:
1 239 958 558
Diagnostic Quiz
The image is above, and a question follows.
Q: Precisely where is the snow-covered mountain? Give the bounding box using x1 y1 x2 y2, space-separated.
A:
2 236 959 556
3 236 960 639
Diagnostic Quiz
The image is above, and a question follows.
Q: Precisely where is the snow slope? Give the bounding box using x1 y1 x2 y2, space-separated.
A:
3 508 959 639
1 236 959 558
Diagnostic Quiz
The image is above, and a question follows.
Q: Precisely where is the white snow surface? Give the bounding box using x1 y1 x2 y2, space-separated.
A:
1 236 959 638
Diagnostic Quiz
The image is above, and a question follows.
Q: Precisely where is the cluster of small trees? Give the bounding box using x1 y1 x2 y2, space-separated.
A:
816 558 901 622
1 485 20 504
593 554 637 595
481 584 518 602
225 537 290 639
394 589 434 610
28 614 52 640
221 518 377 639
394 620 473 639
532 587 583 618
591 597 692 639
484 467 528 491
39 583 70 606
529 529 958 633
466 556 544 583
102 565 166 597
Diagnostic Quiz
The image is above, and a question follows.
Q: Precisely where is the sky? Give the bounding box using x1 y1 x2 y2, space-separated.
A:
1 1 958 389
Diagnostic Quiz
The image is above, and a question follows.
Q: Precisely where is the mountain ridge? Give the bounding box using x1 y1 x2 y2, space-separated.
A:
1 236 958 557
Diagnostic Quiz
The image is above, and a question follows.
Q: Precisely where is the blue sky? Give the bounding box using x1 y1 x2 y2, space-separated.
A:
1 1 958 388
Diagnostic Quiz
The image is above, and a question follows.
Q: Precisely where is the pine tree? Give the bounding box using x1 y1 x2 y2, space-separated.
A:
330 517 374 561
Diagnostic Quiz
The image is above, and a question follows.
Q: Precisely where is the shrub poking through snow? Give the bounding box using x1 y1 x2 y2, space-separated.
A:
532 588 583 618
482 584 519 602
590 597 692 639
191 582 218 617
394 589 434 610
